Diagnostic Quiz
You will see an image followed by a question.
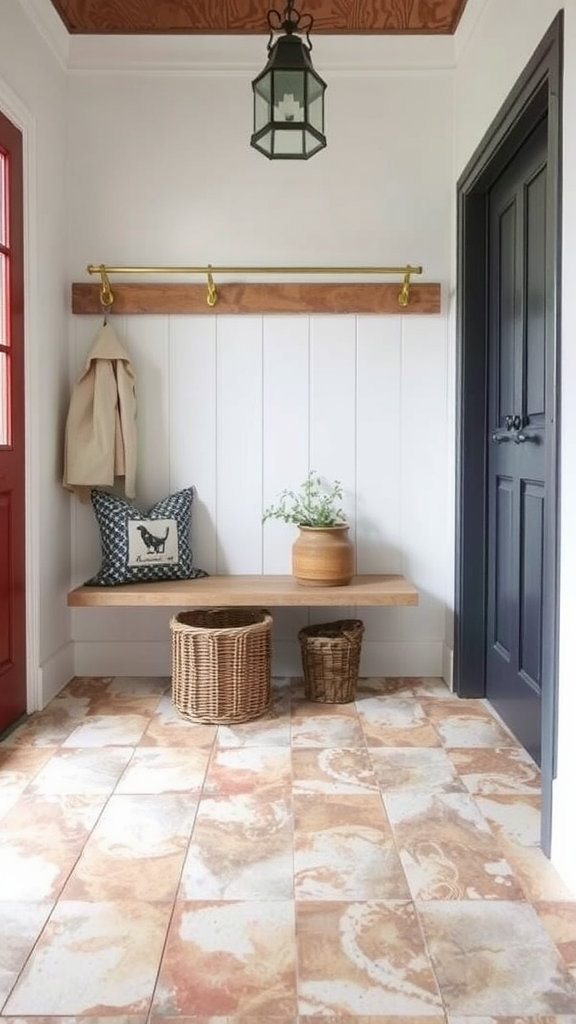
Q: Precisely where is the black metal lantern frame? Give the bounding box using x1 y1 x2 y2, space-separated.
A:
251 0 327 160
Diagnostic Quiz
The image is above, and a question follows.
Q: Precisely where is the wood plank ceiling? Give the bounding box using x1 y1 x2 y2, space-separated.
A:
48 0 469 35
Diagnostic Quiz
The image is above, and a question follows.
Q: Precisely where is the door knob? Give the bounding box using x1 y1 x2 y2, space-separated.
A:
492 432 513 444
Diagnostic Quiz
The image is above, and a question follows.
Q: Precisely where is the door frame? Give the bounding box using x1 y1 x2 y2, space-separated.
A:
454 12 563 854
0 79 41 716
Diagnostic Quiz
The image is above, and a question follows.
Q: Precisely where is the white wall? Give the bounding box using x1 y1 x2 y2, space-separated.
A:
0 0 72 707
65 52 454 679
454 0 576 891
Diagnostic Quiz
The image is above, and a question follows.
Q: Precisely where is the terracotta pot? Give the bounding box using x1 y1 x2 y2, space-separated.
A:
292 524 354 587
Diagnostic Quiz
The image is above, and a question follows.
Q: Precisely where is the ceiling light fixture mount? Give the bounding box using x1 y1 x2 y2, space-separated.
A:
250 0 327 160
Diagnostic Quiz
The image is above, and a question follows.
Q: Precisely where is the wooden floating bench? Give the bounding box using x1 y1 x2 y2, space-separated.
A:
67 573 419 608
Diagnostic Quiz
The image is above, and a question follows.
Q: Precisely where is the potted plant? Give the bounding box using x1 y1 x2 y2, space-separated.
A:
263 471 354 587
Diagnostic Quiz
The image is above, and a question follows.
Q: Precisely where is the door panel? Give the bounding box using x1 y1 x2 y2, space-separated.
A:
519 480 544 689
0 109 26 735
526 168 547 420
486 118 547 764
497 200 516 423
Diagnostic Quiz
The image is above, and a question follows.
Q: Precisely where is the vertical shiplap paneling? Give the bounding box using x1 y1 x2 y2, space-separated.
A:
399 314 448 642
216 316 263 573
262 316 310 574
124 314 171 508
309 315 358 624
262 315 311 652
356 316 402 573
69 314 116 587
169 316 218 574
356 316 403 646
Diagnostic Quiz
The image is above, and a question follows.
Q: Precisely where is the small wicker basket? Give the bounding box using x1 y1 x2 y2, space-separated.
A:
170 607 272 724
298 618 365 703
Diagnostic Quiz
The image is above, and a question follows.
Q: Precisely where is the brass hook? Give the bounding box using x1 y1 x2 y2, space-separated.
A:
206 265 218 307
398 270 411 308
98 265 114 308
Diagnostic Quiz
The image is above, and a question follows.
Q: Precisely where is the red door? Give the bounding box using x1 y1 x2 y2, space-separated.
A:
0 109 26 734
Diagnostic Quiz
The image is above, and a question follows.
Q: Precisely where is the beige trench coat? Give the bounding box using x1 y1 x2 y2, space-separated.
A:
63 323 137 500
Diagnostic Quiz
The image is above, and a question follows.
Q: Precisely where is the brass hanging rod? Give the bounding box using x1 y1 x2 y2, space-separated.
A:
87 263 423 309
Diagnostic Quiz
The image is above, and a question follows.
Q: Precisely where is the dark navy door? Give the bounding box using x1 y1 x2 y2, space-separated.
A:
486 117 548 764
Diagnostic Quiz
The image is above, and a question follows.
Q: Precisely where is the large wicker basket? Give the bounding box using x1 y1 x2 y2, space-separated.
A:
298 618 364 703
170 607 272 724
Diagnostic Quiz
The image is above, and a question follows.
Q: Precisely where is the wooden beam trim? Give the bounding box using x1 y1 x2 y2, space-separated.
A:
72 282 441 315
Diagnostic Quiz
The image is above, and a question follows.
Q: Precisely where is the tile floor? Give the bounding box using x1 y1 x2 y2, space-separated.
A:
1 673 576 1022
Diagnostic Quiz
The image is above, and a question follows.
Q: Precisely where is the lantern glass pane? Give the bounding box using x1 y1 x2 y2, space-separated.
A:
304 129 324 157
259 131 273 155
273 127 305 156
306 71 324 104
308 93 324 132
254 90 270 132
254 72 271 102
272 71 305 122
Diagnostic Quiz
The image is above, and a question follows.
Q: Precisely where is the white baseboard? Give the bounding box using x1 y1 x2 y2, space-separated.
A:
75 641 173 678
442 642 454 690
73 639 444 679
38 642 75 709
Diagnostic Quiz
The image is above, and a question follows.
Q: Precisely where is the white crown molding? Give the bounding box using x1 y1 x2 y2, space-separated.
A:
15 2 458 75
17 0 70 70
454 0 491 63
66 32 456 75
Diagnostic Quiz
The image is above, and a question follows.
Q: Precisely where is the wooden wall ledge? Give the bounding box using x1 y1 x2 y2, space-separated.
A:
68 574 419 608
71 282 441 316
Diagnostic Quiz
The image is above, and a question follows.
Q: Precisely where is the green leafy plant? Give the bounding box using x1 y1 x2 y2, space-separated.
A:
263 471 346 527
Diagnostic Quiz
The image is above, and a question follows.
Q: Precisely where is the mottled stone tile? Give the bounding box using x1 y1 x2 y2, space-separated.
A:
448 746 541 794
152 901 296 1017
61 794 197 901
357 696 441 748
151 1018 297 1024
357 676 452 699
421 698 518 748
179 788 293 899
62 714 151 748
216 694 291 748
52 683 162 718
80 694 162 718
292 747 378 794
297 900 442 1016
115 747 210 795
492 835 576 901
0 748 57 819
0 902 53 1005
0 745 57 776
536 902 576 970
418 901 576 1015
300 1018 446 1024
0 710 82 747
140 695 217 748
448 1018 576 1023
4 901 172 1015
386 791 522 900
369 747 465 796
474 793 541 847
0 794 107 900
57 676 115 698
203 746 292 796
294 792 409 900
0 1018 147 1024
28 747 133 796
109 676 171 695
291 701 365 748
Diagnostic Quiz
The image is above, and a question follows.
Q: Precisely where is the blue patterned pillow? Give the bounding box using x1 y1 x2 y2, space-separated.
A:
86 487 208 586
